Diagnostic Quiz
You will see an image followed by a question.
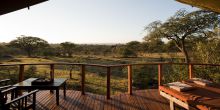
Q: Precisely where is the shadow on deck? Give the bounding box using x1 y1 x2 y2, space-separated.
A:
36 89 169 110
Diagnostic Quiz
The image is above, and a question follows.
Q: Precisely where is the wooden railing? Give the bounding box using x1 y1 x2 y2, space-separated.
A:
0 62 220 99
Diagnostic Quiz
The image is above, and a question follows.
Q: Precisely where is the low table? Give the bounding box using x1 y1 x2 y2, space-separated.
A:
13 78 67 105
159 82 220 110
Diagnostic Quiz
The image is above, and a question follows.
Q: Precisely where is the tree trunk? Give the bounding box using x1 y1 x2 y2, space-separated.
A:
181 47 190 63
173 39 190 63
181 40 190 63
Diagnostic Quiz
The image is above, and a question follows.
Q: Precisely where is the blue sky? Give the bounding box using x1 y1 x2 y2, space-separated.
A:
0 0 197 44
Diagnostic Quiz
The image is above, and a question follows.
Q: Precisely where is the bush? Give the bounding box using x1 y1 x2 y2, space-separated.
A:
133 65 157 89
24 66 42 79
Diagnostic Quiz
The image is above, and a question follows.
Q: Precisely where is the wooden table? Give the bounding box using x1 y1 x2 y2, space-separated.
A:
159 82 220 110
13 78 67 105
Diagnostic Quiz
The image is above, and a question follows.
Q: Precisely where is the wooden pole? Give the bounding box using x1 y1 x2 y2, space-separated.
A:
19 65 24 82
158 64 163 86
81 64 85 95
50 64 54 82
107 66 111 99
128 65 132 95
18 64 25 95
188 64 193 79
69 65 73 79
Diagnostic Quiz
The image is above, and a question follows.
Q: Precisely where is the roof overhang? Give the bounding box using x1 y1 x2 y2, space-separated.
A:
176 0 220 13
0 0 48 16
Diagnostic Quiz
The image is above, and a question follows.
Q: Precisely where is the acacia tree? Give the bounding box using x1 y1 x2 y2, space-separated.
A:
144 10 219 63
9 35 49 57
60 42 76 57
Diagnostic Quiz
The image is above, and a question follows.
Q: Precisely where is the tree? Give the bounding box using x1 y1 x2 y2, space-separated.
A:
192 38 220 82
133 65 157 89
42 47 57 57
119 46 137 58
143 36 165 52
144 10 219 63
113 45 137 58
126 41 142 52
193 38 220 64
60 42 76 57
9 35 49 57
165 40 179 53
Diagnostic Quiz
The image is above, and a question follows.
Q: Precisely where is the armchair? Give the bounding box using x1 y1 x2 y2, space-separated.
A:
0 79 39 110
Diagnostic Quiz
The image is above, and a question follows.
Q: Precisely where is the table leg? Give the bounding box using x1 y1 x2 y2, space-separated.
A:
170 100 175 110
64 82 66 98
56 88 59 105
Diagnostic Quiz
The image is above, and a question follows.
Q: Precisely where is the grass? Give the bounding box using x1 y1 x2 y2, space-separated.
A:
0 56 130 95
0 53 182 95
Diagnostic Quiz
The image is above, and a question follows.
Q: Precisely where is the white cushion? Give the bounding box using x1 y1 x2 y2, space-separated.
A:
167 82 193 92
191 78 213 86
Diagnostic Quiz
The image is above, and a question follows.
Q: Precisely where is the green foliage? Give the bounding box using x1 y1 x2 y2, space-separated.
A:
42 47 58 57
0 44 24 57
0 66 19 84
72 44 114 56
60 42 76 57
192 38 220 83
143 37 165 53
144 9 219 63
118 46 137 58
163 65 188 83
193 38 220 64
126 41 142 52
24 66 39 79
133 65 157 89
165 40 179 53
8 35 49 57
193 66 220 83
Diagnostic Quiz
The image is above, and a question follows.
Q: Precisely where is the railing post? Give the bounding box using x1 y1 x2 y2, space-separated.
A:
50 64 54 82
107 66 111 99
19 64 24 82
81 64 85 95
158 64 163 86
69 65 73 79
18 64 25 95
188 64 193 79
128 65 132 95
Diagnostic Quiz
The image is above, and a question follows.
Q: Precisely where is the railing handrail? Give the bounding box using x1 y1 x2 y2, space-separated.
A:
1 62 220 67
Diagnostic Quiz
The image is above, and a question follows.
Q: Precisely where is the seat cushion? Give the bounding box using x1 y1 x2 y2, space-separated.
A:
166 82 194 92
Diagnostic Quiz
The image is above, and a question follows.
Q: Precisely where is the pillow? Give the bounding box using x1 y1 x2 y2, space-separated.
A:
167 82 194 92
191 78 213 86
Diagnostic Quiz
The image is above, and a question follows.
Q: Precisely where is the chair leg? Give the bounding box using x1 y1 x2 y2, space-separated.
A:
33 93 36 110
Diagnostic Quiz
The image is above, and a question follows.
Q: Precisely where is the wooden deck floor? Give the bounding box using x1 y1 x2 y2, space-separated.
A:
36 89 170 110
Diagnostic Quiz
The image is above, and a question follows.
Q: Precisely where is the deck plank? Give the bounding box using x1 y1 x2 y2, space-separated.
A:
35 89 169 110
71 91 82 110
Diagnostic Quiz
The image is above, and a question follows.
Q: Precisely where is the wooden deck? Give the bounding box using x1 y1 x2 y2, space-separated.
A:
36 89 170 110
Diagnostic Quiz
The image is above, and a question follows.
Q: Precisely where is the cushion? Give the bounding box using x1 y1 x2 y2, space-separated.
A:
191 78 213 86
167 82 194 92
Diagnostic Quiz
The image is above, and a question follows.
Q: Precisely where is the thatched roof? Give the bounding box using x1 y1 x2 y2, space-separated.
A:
176 0 220 13
1 0 219 16
0 0 48 15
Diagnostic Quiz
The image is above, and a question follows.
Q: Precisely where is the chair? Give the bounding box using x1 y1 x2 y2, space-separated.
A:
0 79 10 84
0 79 11 90
0 79 39 110
1 89 39 110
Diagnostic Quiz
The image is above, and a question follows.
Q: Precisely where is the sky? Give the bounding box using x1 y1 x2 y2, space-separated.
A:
0 0 198 44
